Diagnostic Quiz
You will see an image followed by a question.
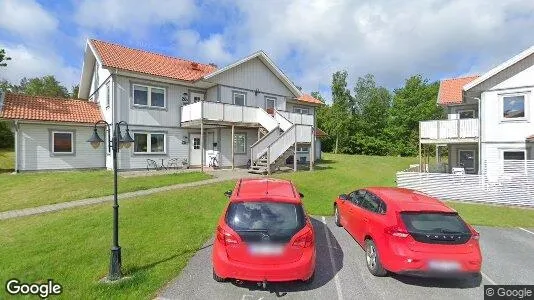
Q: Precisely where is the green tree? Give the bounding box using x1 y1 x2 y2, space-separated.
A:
0 49 11 67
71 85 80 98
329 71 352 154
20 75 69 98
387 75 443 156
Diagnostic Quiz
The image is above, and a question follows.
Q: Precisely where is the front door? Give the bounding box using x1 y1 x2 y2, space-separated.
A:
458 149 476 173
190 134 202 166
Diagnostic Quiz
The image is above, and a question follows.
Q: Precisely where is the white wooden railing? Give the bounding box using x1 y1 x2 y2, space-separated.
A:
274 110 293 131
267 125 313 165
420 118 479 140
181 102 278 131
397 160 534 207
250 127 280 162
277 111 314 126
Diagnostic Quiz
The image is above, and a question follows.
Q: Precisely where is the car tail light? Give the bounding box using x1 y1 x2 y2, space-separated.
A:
384 226 409 238
466 223 480 240
216 226 239 245
293 229 314 248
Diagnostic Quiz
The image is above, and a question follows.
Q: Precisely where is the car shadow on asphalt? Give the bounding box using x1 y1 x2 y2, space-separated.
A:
230 217 343 297
390 273 482 289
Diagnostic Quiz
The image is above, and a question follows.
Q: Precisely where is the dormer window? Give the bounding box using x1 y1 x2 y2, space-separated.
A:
133 84 166 108
502 94 526 120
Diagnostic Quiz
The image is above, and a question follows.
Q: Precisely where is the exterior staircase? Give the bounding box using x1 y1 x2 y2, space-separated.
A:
249 110 313 174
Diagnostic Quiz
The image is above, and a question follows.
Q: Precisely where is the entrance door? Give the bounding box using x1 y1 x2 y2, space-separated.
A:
190 134 202 166
458 150 475 173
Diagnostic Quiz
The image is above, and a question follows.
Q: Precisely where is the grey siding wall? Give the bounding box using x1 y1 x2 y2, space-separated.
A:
18 123 105 171
217 86 286 111
286 102 315 115
116 125 189 170
114 75 203 127
219 128 258 167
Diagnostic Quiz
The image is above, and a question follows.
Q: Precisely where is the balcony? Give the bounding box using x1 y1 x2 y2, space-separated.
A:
420 118 479 143
276 111 314 126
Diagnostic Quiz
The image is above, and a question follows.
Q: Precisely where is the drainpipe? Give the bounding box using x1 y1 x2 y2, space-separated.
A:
13 120 19 173
474 97 482 174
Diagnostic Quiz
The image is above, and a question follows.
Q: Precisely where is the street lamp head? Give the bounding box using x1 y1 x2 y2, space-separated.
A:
120 128 134 149
87 128 104 149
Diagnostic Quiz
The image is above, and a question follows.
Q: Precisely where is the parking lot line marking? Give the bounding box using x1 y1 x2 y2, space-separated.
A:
322 216 344 300
481 272 497 285
518 227 534 236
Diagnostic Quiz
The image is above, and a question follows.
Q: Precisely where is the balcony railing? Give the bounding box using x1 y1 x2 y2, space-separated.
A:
420 118 479 141
276 111 314 126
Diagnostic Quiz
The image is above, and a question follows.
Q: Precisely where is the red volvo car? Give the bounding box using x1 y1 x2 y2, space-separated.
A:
334 187 481 277
212 178 316 284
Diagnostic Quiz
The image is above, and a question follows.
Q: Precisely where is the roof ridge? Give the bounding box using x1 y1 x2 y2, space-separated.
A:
6 92 97 104
90 38 215 69
441 74 480 81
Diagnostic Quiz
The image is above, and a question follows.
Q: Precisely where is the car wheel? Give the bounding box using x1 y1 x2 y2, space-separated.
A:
365 239 387 277
334 206 342 227
213 268 225 282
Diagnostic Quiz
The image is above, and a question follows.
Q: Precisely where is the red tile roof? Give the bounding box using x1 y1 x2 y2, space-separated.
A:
438 75 479 105
90 39 217 81
315 128 327 138
297 94 323 105
0 93 103 124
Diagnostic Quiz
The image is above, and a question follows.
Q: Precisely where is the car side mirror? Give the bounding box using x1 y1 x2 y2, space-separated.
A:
224 190 232 198
339 194 348 201
299 192 304 198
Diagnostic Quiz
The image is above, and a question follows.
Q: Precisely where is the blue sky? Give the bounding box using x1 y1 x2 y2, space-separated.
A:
1 0 534 101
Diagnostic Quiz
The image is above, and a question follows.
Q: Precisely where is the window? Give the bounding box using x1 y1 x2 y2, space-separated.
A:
52 132 73 154
349 190 364 206
293 106 310 114
502 95 525 119
297 146 309 153
234 133 246 154
458 110 475 119
105 82 110 107
265 97 276 110
193 137 200 150
133 84 166 108
503 151 526 161
233 91 246 106
360 192 383 214
133 133 166 153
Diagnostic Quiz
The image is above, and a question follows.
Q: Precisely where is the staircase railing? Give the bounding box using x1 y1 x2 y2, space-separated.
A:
250 126 280 162
267 124 313 165
274 110 293 131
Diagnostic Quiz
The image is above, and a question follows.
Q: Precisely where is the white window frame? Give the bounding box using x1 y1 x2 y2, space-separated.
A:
132 84 167 108
297 146 309 153
265 96 276 110
458 149 476 172
293 106 310 115
233 133 247 154
232 91 246 106
133 132 167 154
500 93 528 122
457 109 475 119
52 131 74 154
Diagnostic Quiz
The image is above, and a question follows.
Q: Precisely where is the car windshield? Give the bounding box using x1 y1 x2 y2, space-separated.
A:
400 212 470 234
225 201 305 243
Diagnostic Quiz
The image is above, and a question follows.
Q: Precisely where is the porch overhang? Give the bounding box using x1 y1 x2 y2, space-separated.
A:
180 119 261 129
420 138 479 144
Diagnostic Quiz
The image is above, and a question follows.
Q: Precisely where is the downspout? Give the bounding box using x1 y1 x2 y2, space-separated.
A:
14 120 19 173
474 97 482 174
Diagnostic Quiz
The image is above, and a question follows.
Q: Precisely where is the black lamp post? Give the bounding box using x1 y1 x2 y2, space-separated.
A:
87 120 134 281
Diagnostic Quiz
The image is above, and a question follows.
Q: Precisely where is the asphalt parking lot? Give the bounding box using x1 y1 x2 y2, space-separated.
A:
157 217 534 300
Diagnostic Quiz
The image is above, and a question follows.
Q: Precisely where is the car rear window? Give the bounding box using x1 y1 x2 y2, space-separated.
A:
225 202 306 243
400 212 472 244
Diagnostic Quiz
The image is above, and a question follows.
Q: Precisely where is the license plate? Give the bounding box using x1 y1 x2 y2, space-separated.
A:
428 260 461 272
248 244 284 256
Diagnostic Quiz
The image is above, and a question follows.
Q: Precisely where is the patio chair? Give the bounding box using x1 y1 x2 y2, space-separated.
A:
146 159 161 171
167 158 180 169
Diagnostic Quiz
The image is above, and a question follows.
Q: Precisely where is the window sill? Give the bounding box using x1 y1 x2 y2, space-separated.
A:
132 104 167 111
51 152 75 156
499 118 529 123
133 152 168 155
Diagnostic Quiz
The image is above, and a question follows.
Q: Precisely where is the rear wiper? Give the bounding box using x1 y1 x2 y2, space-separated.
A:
440 229 465 234
235 229 268 233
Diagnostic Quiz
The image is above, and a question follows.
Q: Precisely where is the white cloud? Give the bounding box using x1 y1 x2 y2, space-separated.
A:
75 0 198 33
174 29 233 65
219 0 534 97
0 0 58 38
0 44 79 89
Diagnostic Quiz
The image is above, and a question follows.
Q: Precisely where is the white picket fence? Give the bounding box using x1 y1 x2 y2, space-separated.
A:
397 160 534 207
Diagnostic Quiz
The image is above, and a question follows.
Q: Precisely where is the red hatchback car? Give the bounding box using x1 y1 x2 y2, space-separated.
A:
212 178 316 284
334 187 482 277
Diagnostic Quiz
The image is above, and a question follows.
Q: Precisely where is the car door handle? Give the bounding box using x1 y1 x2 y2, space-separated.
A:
362 217 368 222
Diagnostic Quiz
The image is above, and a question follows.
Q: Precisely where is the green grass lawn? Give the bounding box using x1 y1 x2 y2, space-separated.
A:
1 153 533 299
0 148 14 173
0 170 211 212
277 153 416 215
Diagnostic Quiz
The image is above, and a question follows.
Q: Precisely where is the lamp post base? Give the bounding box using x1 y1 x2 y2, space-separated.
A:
108 246 122 281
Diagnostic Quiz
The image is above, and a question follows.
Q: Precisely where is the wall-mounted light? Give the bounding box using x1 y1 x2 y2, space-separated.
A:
182 136 189 145
182 92 189 106
255 88 260 96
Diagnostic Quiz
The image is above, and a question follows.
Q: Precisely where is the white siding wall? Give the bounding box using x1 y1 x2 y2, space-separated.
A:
217 86 287 111
18 123 105 171
116 126 189 170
